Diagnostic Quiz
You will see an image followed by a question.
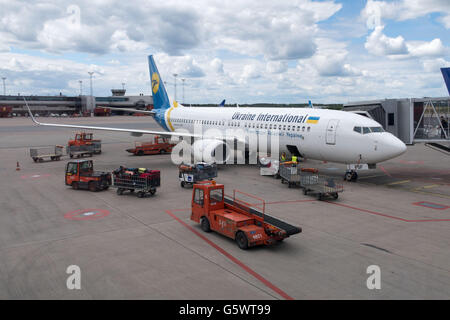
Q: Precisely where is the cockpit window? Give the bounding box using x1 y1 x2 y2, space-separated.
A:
370 127 384 132
363 127 371 134
353 126 362 134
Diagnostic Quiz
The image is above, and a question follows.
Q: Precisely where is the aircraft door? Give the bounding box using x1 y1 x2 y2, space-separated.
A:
326 119 339 145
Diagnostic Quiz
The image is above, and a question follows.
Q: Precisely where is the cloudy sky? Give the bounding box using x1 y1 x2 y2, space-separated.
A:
0 0 449 104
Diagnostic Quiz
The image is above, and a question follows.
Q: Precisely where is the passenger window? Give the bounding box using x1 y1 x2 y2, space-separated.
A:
363 127 371 134
283 125 286 130
265 124 268 129
353 126 362 134
287 125 291 131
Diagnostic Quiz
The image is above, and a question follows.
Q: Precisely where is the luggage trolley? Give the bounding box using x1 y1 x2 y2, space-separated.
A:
112 168 160 198
179 162 218 188
300 173 344 200
279 162 301 188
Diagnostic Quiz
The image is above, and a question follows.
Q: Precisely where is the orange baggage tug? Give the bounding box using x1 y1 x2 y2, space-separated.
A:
190 181 301 249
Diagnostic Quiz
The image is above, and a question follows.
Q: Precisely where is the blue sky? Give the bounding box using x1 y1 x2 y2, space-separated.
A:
0 0 449 103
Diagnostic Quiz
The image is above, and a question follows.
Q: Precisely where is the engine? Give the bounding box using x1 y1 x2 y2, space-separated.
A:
192 139 230 164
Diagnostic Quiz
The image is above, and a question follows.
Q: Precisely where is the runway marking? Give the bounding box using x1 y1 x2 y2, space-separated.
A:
64 208 110 220
413 202 449 210
164 209 294 300
409 188 450 199
324 202 450 223
358 175 384 180
379 165 392 177
386 180 411 186
423 185 439 189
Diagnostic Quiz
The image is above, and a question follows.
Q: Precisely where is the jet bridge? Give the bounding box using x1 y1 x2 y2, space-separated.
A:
344 97 450 145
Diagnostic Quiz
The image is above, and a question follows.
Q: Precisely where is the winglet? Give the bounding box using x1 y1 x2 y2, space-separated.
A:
23 97 40 125
441 68 450 95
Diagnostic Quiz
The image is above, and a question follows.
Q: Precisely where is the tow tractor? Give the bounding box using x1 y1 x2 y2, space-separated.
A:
68 132 102 157
126 136 175 156
191 181 301 249
65 159 111 191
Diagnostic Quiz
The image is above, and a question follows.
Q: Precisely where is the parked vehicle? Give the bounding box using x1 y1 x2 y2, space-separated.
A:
179 162 218 188
30 145 64 162
126 136 175 156
191 181 301 249
65 160 111 191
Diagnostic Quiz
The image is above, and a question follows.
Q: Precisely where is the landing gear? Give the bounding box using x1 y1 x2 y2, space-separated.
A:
344 170 358 182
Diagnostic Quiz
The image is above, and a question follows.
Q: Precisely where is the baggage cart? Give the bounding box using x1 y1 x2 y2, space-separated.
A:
279 163 301 188
300 173 344 200
179 162 218 188
112 169 160 198
30 145 64 162
259 157 279 177
67 144 96 158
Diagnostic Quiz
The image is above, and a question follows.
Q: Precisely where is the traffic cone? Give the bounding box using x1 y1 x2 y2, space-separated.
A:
16 161 20 171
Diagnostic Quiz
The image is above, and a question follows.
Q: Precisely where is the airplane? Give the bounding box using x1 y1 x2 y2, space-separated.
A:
308 100 313 108
219 99 226 107
25 55 407 181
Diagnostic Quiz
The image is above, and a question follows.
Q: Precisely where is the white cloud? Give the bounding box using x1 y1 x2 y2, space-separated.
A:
365 26 408 56
407 39 447 58
362 0 450 29
210 58 224 74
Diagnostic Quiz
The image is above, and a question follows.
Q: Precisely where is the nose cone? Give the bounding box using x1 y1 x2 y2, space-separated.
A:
383 134 407 159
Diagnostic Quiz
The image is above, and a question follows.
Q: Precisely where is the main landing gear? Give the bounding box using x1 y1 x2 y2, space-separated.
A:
344 170 358 182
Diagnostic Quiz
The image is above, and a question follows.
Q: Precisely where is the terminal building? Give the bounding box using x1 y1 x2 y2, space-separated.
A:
343 96 450 145
0 89 153 116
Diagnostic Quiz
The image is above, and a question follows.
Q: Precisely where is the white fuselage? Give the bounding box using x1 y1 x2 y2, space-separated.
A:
162 104 407 165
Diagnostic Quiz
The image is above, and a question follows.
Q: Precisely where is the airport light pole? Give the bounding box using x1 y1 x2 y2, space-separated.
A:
79 80 82 96
173 73 178 101
1 77 6 95
88 71 94 116
181 78 185 104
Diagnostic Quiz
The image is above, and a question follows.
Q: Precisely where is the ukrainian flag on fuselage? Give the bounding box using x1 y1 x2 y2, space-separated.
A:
306 116 320 124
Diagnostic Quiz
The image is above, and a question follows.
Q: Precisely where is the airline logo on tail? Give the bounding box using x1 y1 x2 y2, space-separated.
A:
152 73 160 94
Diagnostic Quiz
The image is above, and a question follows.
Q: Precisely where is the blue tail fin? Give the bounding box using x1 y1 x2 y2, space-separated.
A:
219 99 226 107
441 68 450 95
148 55 170 109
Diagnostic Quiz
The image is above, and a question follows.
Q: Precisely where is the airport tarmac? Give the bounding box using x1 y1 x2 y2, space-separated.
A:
0 116 449 299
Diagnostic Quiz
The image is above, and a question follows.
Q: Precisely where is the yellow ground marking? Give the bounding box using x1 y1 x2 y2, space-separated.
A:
386 180 411 186
423 185 439 189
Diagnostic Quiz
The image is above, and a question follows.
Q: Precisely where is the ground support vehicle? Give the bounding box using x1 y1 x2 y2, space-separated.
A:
65 160 111 191
67 144 96 158
30 145 64 162
112 168 160 198
179 162 218 188
300 173 344 200
191 181 301 249
126 136 175 156
68 132 101 154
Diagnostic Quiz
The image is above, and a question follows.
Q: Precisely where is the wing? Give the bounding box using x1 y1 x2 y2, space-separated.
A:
24 98 243 143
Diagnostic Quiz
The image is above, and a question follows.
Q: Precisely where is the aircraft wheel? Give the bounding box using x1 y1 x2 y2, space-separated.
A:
344 172 353 181
116 188 123 195
181 181 185 188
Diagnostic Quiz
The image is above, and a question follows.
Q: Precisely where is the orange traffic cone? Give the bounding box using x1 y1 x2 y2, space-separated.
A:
16 161 20 171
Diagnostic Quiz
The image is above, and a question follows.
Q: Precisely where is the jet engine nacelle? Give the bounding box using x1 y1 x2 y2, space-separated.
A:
192 139 230 164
